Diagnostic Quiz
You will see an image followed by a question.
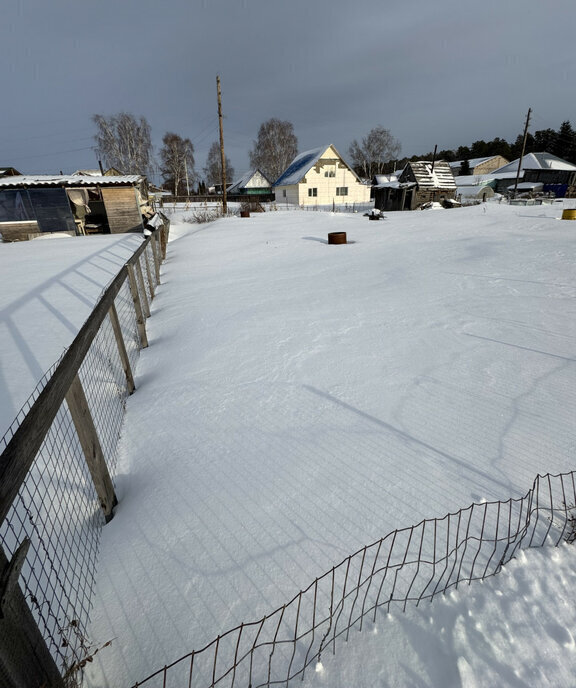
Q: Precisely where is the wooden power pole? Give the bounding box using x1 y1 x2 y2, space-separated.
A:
217 75 227 214
513 108 532 198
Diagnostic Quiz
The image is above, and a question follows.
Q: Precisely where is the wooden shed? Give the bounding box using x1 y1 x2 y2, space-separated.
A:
374 161 457 211
0 174 150 241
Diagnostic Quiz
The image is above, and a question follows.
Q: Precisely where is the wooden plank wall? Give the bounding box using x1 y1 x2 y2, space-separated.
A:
101 187 143 234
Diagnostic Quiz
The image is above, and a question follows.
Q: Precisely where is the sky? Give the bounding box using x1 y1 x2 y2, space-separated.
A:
2 0 575 183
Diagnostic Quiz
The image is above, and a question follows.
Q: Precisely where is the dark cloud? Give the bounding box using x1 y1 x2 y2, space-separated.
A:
2 0 574 179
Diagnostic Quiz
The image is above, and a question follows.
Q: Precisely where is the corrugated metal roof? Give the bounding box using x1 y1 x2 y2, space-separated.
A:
0 174 144 188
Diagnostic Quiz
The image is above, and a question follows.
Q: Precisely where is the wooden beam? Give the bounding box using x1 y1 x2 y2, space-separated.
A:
0 544 64 687
143 248 155 300
108 303 135 394
126 263 148 349
151 233 161 284
135 259 150 318
65 375 117 522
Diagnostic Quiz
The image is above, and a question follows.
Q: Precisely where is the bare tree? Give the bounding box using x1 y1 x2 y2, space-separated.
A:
159 132 196 195
203 141 234 188
249 118 298 182
348 126 401 179
93 112 153 176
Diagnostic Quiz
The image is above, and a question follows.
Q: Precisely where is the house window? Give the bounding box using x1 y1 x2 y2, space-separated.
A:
282 189 286 197
336 187 348 196
308 188 318 197
324 170 336 177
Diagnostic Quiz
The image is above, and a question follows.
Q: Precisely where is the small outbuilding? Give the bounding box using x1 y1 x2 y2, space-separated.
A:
227 169 273 196
373 160 457 211
450 155 509 176
490 152 576 196
0 174 151 241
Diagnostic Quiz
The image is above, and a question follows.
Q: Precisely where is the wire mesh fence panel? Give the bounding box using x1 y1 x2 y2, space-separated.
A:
0 232 168 681
115 278 142 375
77 314 129 482
0 357 63 454
0 401 103 673
133 471 576 688
139 250 154 305
140 247 153 302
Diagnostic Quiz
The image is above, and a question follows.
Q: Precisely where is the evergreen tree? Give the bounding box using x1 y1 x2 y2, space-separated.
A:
553 121 576 162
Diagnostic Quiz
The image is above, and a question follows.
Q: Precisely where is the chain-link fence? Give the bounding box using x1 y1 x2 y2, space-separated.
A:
132 470 576 688
0 224 168 685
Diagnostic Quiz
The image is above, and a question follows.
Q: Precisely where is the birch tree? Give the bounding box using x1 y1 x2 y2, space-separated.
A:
159 133 196 195
249 118 298 182
348 126 401 179
93 112 153 176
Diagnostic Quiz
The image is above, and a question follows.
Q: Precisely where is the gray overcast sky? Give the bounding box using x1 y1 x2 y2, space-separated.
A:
2 0 575 182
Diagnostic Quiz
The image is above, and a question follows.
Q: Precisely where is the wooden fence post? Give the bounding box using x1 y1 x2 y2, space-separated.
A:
135 258 150 318
151 233 161 284
65 375 118 523
143 247 155 300
108 303 135 394
161 225 168 259
0 542 64 687
127 264 148 348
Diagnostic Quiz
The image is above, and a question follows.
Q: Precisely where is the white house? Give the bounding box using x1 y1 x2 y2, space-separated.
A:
227 169 272 196
273 144 371 207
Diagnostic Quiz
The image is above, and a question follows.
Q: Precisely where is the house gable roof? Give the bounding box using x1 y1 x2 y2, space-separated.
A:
491 152 576 174
227 169 272 194
273 144 360 187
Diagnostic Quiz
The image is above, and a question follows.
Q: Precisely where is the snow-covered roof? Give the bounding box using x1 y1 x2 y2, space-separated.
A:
492 152 576 174
273 146 327 187
457 185 495 198
449 156 497 169
402 161 456 189
374 181 416 190
373 174 399 185
507 181 544 191
0 174 144 188
227 169 272 194
72 169 101 176
455 174 496 187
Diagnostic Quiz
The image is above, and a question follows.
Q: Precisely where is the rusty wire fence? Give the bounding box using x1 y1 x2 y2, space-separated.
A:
0 226 168 685
133 470 576 688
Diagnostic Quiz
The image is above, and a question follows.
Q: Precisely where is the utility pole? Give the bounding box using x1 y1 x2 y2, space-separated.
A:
217 75 227 214
512 108 532 199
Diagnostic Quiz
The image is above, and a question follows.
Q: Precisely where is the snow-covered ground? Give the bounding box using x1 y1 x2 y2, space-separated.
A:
2 203 576 686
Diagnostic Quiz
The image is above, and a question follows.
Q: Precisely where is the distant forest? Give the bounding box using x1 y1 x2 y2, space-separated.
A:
382 120 576 174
